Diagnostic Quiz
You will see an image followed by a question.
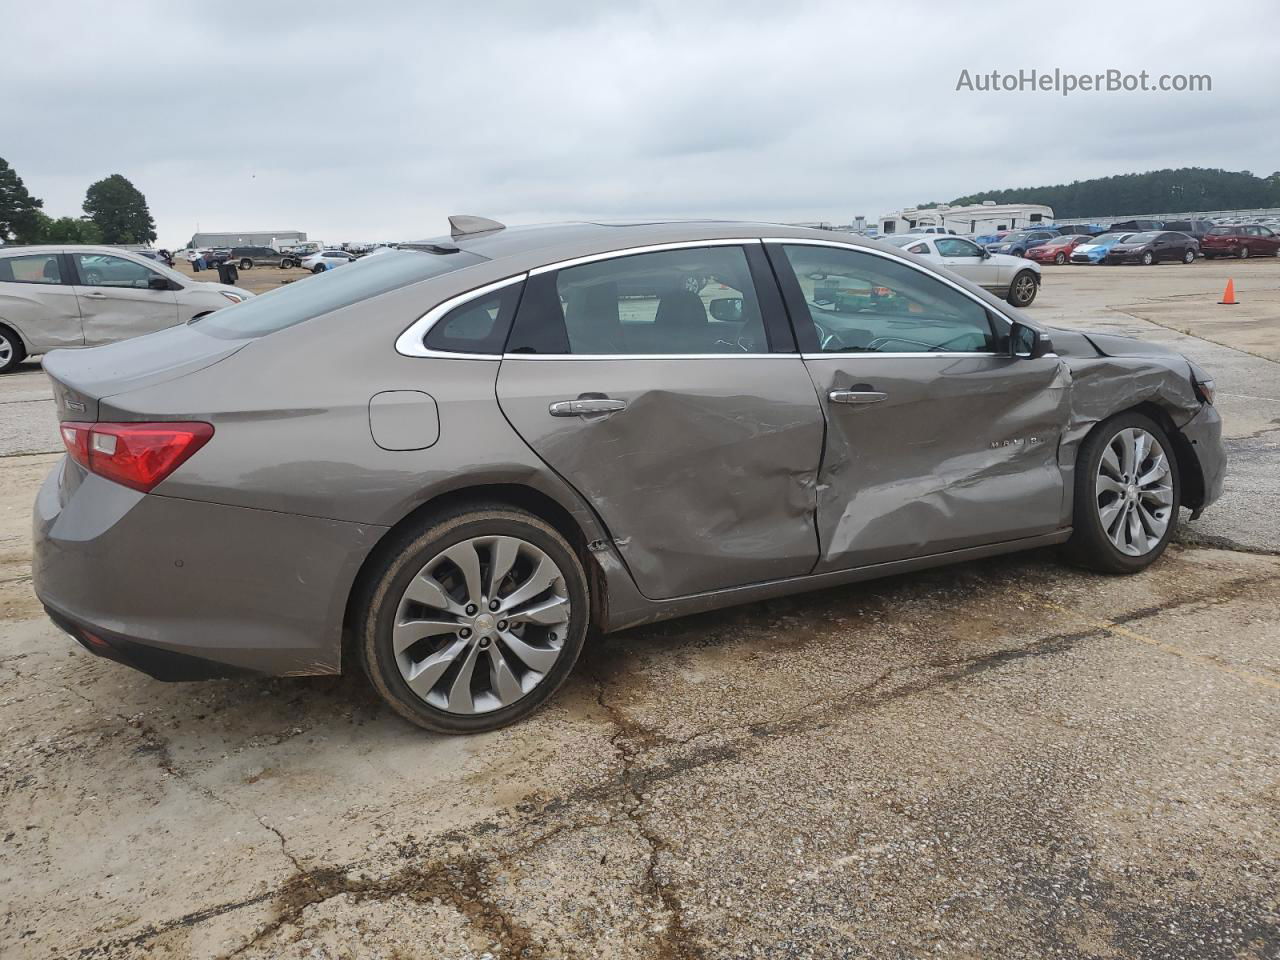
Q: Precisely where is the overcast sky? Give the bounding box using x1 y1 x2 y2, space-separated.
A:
5 1 1278 246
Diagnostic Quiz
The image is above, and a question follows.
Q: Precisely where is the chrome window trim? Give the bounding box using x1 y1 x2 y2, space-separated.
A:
800 352 1001 361
395 274 527 358
528 237 762 276
502 353 795 361
761 236 1021 332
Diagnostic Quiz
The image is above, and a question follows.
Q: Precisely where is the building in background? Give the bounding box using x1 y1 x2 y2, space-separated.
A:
188 230 307 249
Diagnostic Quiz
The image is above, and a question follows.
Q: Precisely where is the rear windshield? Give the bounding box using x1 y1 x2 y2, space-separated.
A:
195 248 486 338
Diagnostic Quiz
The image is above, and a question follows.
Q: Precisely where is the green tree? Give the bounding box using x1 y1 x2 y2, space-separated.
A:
0 156 44 243
43 216 104 244
83 174 156 244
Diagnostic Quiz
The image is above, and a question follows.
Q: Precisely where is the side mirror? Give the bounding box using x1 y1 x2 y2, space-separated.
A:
981 247 992 259
708 297 743 322
148 276 172 291
1010 322 1054 359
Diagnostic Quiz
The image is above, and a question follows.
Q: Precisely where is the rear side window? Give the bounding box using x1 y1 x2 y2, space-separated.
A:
196 248 486 338
508 245 769 355
0 253 64 284
423 282 523 355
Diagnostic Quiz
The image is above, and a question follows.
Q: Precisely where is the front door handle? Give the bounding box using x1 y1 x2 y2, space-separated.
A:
549 398 628 417
829 389 887 405
81 291 107 299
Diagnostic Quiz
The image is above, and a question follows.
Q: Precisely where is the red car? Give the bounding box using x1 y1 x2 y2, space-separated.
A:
1201 224 1280 259
1024 234 1094 265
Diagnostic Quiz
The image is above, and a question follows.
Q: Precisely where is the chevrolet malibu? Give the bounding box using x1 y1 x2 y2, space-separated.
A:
33 218 1226 733
0 245 252 373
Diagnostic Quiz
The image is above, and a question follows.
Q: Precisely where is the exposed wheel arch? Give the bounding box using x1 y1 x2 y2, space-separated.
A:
1084 401 1205 513
343 483 610 669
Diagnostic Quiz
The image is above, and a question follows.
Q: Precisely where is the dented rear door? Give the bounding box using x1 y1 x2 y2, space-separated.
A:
495 242 824 600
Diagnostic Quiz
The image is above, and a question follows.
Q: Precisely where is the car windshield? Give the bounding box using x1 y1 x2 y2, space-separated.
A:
1001 232 1031 242
883 236 920 248
196 248 486 338
1091 233 1128 244
1127 232 1161 243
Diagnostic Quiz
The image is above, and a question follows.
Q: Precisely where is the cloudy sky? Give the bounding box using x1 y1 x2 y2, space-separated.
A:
5 1 1278 246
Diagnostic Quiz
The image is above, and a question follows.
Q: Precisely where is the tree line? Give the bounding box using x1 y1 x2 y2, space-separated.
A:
926 167 1280 220
0 156 157 246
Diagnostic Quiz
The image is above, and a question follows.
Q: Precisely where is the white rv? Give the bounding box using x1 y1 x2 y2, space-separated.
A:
879 201 1055 237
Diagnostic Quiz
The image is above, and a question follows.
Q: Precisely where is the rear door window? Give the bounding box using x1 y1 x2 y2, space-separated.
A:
508 245 772 355
0 253 65 284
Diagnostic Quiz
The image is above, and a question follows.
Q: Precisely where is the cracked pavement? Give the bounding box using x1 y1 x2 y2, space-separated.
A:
2 262 1279 959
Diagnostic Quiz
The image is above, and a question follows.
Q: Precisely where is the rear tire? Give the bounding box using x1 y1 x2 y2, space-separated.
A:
239 258 253 270
357 505 590 734
1238 246 1251 259
1063 412 1180 574
0 325 27 374
1183 248 1195 264
312 264 325 274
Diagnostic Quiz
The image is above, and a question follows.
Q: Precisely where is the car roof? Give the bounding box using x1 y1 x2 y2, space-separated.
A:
0 244 150 257
402 220 888 272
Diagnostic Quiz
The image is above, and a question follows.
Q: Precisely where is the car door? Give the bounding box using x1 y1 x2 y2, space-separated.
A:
495 241 825 600
0 250 84 350
70 252 180 345
768 240 1069 572
935 237 999 291
1258 226 1280 254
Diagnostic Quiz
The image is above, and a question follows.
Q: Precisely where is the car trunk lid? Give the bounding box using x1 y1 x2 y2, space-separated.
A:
43 324 249 422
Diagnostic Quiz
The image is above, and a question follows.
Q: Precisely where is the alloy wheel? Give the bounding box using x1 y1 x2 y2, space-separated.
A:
392 535 571 714
0 335 12 366
1096 427 1173 556
1012 273 1036 303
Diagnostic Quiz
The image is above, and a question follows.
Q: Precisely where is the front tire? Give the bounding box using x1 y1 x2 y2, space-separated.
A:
1054 252 1067 265
1007 270 1038 307
1063 412 1180 574
0 325 27 374
312 264 325 274
1140 251 1154 265
239 258 253 270
357 505 590 734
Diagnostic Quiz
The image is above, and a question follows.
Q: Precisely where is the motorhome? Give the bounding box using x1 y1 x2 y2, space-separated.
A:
879 201 1055 236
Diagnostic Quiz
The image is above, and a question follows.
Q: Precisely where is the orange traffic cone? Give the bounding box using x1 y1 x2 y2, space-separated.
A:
1219 279 1238 305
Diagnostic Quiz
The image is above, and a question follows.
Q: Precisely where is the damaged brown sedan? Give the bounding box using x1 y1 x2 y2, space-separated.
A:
34 218 1225 733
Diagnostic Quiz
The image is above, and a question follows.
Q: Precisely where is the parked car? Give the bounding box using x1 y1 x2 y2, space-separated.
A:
0 245 251 373
1108 220 1163 233
301 249 358 274
1200 224 1280 259
984 229 1060 258
201 248 232 266
1162 219 1214 240
31 219 1224 733
885 234 1041 306
1103 231 1199 265
1069 232 1135 264
230 246 298 270
1024 234 1094 265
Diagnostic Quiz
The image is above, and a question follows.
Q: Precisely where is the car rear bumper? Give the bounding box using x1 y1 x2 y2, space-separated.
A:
32 459 385 679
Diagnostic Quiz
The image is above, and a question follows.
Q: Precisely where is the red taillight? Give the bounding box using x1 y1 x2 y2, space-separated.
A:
59 421 213 492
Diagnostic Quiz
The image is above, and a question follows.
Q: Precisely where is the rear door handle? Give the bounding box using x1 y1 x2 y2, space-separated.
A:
549 398 628 417
829 390 887 405
81 291 107 299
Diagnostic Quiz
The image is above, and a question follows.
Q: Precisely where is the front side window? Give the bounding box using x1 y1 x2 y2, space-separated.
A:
907 242 929 254
509 245 768 355
935 238 981 257
781 244 998 355
0 253 64 284
73 253 157 288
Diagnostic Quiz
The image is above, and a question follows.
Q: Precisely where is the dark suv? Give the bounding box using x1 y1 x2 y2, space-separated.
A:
231 246 295 270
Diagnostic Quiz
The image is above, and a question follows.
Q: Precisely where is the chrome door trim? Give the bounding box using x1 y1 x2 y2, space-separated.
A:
528 238 763 276
761 236 1023 332
801 351 1001 360
503 353 797 361
395 274 527 358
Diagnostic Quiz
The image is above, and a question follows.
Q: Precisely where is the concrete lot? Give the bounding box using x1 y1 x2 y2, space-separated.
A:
1 259 1278 959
